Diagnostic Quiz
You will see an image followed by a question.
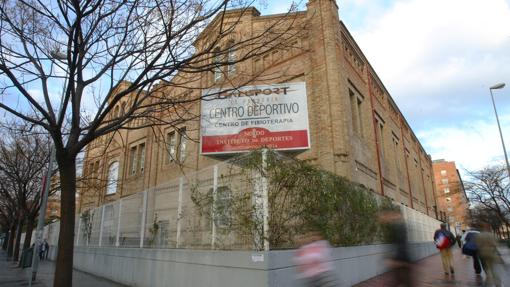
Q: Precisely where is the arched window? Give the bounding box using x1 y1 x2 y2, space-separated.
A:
106 161 119 195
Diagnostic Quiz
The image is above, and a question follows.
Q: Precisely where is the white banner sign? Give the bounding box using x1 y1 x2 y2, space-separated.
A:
201 82 310 154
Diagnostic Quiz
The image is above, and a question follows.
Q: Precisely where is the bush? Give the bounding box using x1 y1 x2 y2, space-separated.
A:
191 149 396 250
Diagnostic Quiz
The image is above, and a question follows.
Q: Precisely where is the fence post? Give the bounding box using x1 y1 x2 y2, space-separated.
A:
176 177 183 248
76 215 81 246
116 199 123 247
98 205 105 247
140 190 148 248
211 165 218 249
261 149 269 251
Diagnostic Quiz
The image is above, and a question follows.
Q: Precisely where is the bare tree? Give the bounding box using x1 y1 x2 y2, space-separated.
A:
0 0 299 285
465 165 510 237
0 125 51 262
468 204 507 238
0 189 17 255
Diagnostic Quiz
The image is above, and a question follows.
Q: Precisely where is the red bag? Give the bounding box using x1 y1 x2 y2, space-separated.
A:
435 234 450 250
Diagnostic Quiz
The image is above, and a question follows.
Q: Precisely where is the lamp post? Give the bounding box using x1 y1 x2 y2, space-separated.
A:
29 51 67 286
489 83 510 179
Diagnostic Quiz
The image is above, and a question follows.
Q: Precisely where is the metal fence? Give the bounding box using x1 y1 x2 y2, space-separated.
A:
71 152 262 250
40 151 441 251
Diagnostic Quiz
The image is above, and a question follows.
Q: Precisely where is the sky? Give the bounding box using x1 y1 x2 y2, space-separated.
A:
263 0 510 176
1 0 509 178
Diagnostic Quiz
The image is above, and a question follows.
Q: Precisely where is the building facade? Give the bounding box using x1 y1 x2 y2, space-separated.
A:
79 0 437 220
432 159 470 234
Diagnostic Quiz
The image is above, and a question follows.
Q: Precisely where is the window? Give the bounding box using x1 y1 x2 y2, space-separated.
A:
106 161 119 195
129 146 137 175
392 133 400 173
444 188 450 194
375 114 385 158
213 48 222 82
254 58 262 73
178 128 187 162
129 142 146 175
165 128 187 163
349 89 364 136
227 42 236 75
121 102 126 116
87 160 100 188
139 143 146 173
441 178 449 185
166 131 177 163
262 54 270 69
440 170 447 176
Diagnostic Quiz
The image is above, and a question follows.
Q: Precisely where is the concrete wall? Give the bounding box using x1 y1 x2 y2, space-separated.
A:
72 247 269 287
70 242 437 287
268 242 437 287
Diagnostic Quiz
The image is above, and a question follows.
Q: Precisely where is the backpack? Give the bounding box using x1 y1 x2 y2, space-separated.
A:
435 233 450 250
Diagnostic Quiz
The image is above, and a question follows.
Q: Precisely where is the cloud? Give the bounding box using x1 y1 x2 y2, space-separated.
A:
418 114 510 176
344 0 510 171
350 0 510 120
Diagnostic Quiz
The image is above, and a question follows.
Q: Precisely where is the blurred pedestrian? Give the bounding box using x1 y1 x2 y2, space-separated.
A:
43 239 49 260
378 207 414 287
475 223 504 287
38 240 46 260
461 229 482 275
455 234 462 248
294 230 338 287
433 223 456 275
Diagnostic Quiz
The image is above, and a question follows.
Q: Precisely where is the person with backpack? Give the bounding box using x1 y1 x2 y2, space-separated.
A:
433 223 456 275
461 229 482 275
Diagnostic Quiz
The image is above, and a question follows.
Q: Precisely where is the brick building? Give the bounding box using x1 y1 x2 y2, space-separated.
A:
79 0 438 219
45 197 61 221
432 159 470 234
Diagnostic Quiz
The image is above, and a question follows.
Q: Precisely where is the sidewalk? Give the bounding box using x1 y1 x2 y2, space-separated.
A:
0 250 126 287
355 247 510 287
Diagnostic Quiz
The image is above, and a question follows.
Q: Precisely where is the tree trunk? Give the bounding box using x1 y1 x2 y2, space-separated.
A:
54 156 76 287
22 218 35 251
19 218 35 267
7 225 15 258
13 217 23 262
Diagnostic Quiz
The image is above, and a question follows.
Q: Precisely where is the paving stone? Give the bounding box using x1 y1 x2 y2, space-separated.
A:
355 247 510 287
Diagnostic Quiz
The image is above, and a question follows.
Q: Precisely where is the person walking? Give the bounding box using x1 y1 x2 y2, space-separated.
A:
475 223 504 287
378 207 414 286
461 229 482 275
43 239 49 260
433 223 455 275
38 240 46 261
294 230 338 287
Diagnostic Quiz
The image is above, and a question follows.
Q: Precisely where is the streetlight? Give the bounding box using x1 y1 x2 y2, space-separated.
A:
29 50 67 286
489 82 510 179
